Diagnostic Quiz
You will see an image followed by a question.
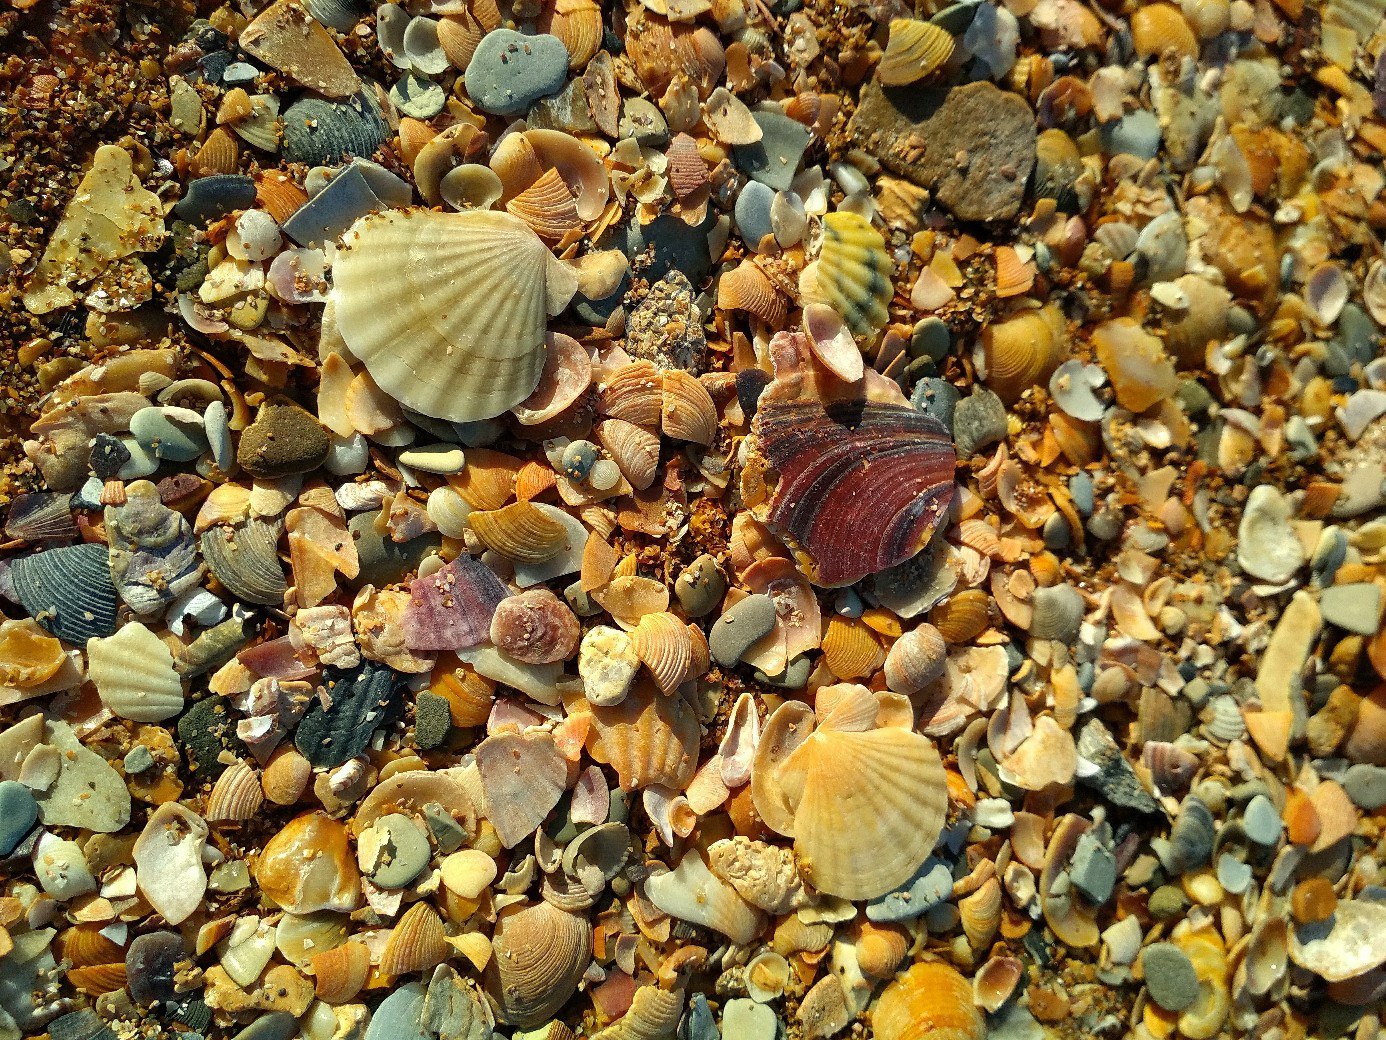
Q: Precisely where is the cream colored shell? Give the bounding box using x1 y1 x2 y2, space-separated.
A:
87 622 185 722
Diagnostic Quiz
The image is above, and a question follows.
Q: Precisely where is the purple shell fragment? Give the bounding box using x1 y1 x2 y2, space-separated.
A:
403 554 509 652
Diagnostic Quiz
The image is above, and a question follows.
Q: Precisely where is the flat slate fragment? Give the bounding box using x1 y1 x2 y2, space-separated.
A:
296 661 404 767
849 80 1037 222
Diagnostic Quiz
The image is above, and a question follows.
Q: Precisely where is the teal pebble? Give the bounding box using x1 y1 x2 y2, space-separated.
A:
365 983 432 1040
464 29 569 116
116 436 160 480
0 780 38 856
130 406 208 462
732 112 811 192
232 1012 297 1040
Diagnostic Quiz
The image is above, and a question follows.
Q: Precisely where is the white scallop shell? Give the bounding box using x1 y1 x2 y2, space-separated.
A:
331 209 579 423
87 622 185 722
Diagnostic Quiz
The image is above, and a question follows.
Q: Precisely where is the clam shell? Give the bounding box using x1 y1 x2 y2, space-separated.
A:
506 166 584 241
490 588 580 665
484 901 592 1027
973 954 1023 1012
241 0 361 98
625 8 725 99
469 501 569 564
1033 128 1084 211
716 259 788 327
476 731 567 848
61 926 124 969
820 615 884 680
87 621 185 722
379 902 449 977
583 680 700 791
960 875 1002 949
5 543 118 645
281 91 388 167
429 659 497 727
206 760 265 823
537 0 603 68
929 589 992 643
646 849 764 944
598 361 663 428
802 303 865 383
879 19 955 85
631 611 696 693
331 209 578 423
883 623 947 694
132 802 209 926
660 371 718 446
69 963 128 995
873 961 984 1040
595 419 661 491
810 212 892 337
312 940 371 1004
1288 899 1386 982
666 133 709 200
437 13 485 70
854 921 909 978
513 332 592 426
4 492 77 542
978 304 1067 404
201 519 287 607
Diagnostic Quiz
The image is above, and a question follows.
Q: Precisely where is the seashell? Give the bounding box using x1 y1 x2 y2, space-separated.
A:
973 955 1023 1013
631 611 696 693
69 963 128 995
441 163 504 211
469 501 569 564
60 925 124 968
1161 273 1230 366
331 209 578 423
820 615 884 680
853 920 909 979
717 259 789 327
978 304 1067 404
206 760 265 823
379 902 449 977
437 12 485 70
133 802 209 926
484 900 592 1027
707 836 802 914
929 589 993 643
809 211 893 337
255 812 361 915
1033 128 1084 210
403 555 509 654
87 621 185 722
741 335 955 588
281 91 388 167
256 171 308 225
1092 317 1177 414
414 122 482 208
490 589 580 664
4 542 118 645
1241 915 1288 998
625 8 725 99
4 492 77 542
883 622 948 695
507 167 585 241
666 133 709 202
201 519 286 607
262 745 313 805
959 875 1002 948
660 371 718 445
591 575 671 628
598 362 663 428
312 940 371 1004
579 625 641 707
0 618 74 697
595 419 660 491
746 950 792 1002
582 679 700 791
241 0 361 98
752 691 947 899
429 658 496 728
873 961 984 1040
106 483 204 616
514 332 592 426
537 0 604 69
646 849 764 944
505 129 610 222
592 984 685 1040
879 18 955 85
475 730 567 848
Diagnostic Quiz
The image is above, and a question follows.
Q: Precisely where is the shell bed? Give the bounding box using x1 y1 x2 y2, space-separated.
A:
1 0 1386 1038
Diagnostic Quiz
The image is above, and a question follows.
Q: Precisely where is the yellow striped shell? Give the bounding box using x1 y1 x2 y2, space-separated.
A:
87 622 184 722
808 212 893 337
879 19 955 85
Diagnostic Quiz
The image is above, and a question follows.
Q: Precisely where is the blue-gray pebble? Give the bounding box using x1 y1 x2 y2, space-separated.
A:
465 29 569 116
867 857 953 922
734 180 776 250
733 111 811 191
0 781 38 856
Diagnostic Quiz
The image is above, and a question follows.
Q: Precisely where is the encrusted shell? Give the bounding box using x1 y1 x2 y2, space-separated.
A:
87 622 185 722
484 901 592 1027
206 760 265 823
490 588 580 664
625 8 725 99
808 212 893 337
379 902 449 977
201 519 287 607
582 680 700 791
331 209 578 423
884 623 947 694
646 849 764 944
660 371 718 446
978 304 1068 404
879 19 955 85
873 961 985 1040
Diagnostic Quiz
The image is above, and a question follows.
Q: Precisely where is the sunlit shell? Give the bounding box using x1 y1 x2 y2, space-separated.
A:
191 127 241 176
8 542 119 645
379 902 449 977
430 658 497 728
513 332 592 426
595 419 660 491
960 875 1002 948
973 954 1023 1013
591 575 671 628
742 335 955 588
537 0 603 68
132 802 209 926
717 259 789 327
497 129 610 222
660 371 718 445
0 618 68 692
592 984 686 1040
873 961 984 1040
201 519 287 607
582 680 700 791
631 611 696 693
809 212 893 337
646 849 764 944
884 623 947 694
1288 899 1386 982
802 303 865 383
1161 274 1231 366
484 901 592 1027
449 447 523 511
752 692 947 899
311 940 371 1004
879 18 954 85
598 361 663 428
87 622 185 722
507 167 584 241
666 133 709 200
1033 128 1084 210
929 589 993 643
414 122 482 208
206 760 265 823
60 926 124 969
625 8 726 98
69 963 128 995
490 588 580 664
331 209 578 423
978 304 1067 404
820 615 885 680
437 13 485 70
469 501 568 563
241 0 361 98
255 812 361 915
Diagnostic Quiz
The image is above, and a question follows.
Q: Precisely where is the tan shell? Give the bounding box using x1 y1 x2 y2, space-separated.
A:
513 331 592 426
206 760 265 823
979 304 1067 404
595 419 661 491
592 985 685 1040
820 615 885 680
666 133 709 200
69 962 128 996
88 621 185 723
449 447 523 511
506 167 584 241
660 370 718 446
378 902 449 977
240 0 360 98
598 361 663 428
960 875 1002 949
59 926 123 969
537 0 603 68
582 680 700 791
256 172 308 225
625 8 725 98
717 260 788 327
311 940 371 1004
884 623 948 695
469 501 569 563
854 920 910 978
262 745 313 806
631 611 696 694
879 18 955 85
484 900 593 1028
993 245 1035 298
873 961 985 1040
191 128 241 176
974 954 1023 1013
437 13 485 71
431 658 499 728
930 589 993 643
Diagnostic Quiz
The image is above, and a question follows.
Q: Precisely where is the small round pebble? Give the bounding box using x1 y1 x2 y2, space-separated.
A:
232 1012 298 1040
910 317 952 362
709 594 777 667
952 389 1008 456
674 554 726 618
0 781 38 856
237 402 331 478
561 440 599 482
910 377 960 430
464 29 569 116
414 691 452 750
734 180 776 250
1343 763 1386 810
1141 942 1200 1012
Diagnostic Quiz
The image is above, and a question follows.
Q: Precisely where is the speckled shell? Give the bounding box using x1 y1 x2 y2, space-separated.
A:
490 588 580 664
879 19 955 85
331 209 578 423
205 760 265 822
625 8 725 99
978 304 1068 404
537 0 603 68
201 519 287 607
873 961 985 1040
660 371 718 445
582 680 700 791
484 901 593 1027
378 902 449 977
87 622 185 722
811 212 893 337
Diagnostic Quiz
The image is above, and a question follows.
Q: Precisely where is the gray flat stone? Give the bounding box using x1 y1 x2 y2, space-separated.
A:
709 594 777 667
0 781 38 856
464 29 568 116
1141 943 1199 1012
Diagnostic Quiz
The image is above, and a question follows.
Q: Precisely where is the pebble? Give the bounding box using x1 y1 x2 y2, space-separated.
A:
390 73 445 118
126 930 186 1005
1140 943 1200 1012
1097 109 1162 160
324 432 371 475
349 512 440 588
1241 794 1283 845
910 377 960 430
117 436 161 480
464 29 568 116
365 981 431 1040
910 317 952 362
1161 797 1215 873
683 993 721 1040
232 1013 298 1040
1069 832 1116 904
1319 583 1382 635
0 781 38 856
674 554 727 618
204 400 233 472
1076 719 1161 815
130 406 208 463
237 402 331 478
1148 885 1188 920
952 389 1009 457
173 174 257 224
754 653 813 689
721 997 778 1040
734 180 777 250
123 745 156 774
618 96 669 147
1343 763 1386 810
414 690 452 750
732 111 812 192
398 443 465 475
866 857 953 922
709 594 778 667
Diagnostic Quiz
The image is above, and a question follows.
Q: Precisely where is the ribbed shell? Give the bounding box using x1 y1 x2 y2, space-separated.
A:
625 8 725 99
468 501 568 564
598 361 662 428
379 902 449 977
311 940 371 1004
873 961 984 1040
814 212 893 337
631 611 695 694
87 622 185 722
883 624 948 694
537 0 603 68
660 371 718 445
201 519 286 606
331 209 578 422
595 419 661 491
585 681 700 791
717 260 788 327
206 760 265 822
484 901 593 1027
820 615 884 680
7 543 118 645
591 985 686 1040
507 167 584 241
979 305 1067 404
879 19 955 85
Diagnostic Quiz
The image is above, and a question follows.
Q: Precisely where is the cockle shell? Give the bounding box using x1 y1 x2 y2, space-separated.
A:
742 333 955 588
873 961 984 1040
484 901 592 1027
591 984 685 1040
312 940 371 1004
631 611 697 693
206 760 265 822
978 304 1068 404
537 0 603 68
808 212 893 337
469 502 569 564
3 542 119 645
879 19 955 85
506 167 584 241
598 361 663 428
717 260 789 327
87 622 185 722
751 688 947 899
820 615 884 679
959 875 1002 948
625 8 725 99
660 371 718 445
331 209 578 423
201 519 287 607
595 419 661 491
579 680 700 791
379 902 449 977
